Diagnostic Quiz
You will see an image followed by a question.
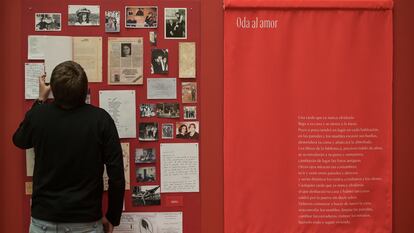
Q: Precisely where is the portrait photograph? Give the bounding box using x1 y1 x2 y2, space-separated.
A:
135 148 156 163
156 103 179 118
125 6 158 28
151 49 168 74
68 5 100 26
164 8 187 39
176 121 199 140
132 185 160 206
136 166 156 183
139 122 159 141
121 43 132 57
105 10 120 32
184 106 197 120
35 13 61 31
140 104 156 117
162 124 174 139
149 31 157 46
182 82 197 103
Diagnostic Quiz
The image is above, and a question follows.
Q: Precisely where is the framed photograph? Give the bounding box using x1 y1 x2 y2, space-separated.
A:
136 166 156 182
105 11 120 32
139 122 158 141
156 103 179 118
135 148 156 163
176 121 199 140
125 6 158 28
182 82 197 103
151 49 168 74
149 31 157 46
35 13 61 31
132 185 160 206
162 124 174 139
140 104 156 117
68 5 100 26
184 106 197 120
165 8 187 39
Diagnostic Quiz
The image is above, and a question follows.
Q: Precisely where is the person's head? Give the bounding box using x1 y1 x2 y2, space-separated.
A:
50 61 88 109
179 124 187 134
168 19 173 25
77 13 89 23
122 44 131 57
175 12 180 18
189 123 196 133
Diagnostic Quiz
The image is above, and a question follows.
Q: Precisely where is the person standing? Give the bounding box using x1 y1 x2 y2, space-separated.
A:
13 61 125 233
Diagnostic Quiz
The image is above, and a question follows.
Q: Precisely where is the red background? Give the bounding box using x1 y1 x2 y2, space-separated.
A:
0 0 413 233
224 5 392 233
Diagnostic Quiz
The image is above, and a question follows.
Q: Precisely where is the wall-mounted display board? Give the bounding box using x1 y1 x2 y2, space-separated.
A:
224 1 393 233
21 0 201 232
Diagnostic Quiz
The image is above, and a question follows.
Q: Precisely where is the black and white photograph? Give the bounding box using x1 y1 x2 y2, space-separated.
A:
176 121 200 140
139 122 159 141
125 6 158 28
121 43 132 57
35 13 61 31
68 5 100 26
165 8 187 39
132 185 160 206
136 166 156 182
162 124 174 139
135 148 156 163
151 49 168 74
149 31 157 46
156 103 179 118
105 10 120 32
184 106 197 120
140 104 156 117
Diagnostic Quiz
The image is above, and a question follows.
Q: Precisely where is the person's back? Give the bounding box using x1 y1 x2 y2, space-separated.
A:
13 61 125 233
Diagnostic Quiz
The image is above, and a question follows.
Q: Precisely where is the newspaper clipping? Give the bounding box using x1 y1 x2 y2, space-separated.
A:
108 37 143 85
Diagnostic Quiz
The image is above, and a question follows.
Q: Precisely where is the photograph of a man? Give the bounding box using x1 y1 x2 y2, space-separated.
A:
13 61 125 233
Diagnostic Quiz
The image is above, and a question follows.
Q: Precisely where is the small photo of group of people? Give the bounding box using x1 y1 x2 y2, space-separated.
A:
68 5 100 26
162 123 174 139
184 106 197 120
182 82 197 103
156 103 179 118
139 122 158 141
35 13 61 31
136 166 156 183
135 148 156 163
126 6 158 28
165 8 187 39
151 49 168 74
176 121 199 140
105 10 120 32
132 185 160 206
140 104 156 117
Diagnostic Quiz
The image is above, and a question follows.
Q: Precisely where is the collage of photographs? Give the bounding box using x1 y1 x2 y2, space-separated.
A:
27 4 199 212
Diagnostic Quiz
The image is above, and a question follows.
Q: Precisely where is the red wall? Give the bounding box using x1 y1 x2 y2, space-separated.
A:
0 0 412 233
393 0 414 233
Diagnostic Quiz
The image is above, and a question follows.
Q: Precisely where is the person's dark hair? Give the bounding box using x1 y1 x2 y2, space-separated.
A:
179 124 187 133
50 61 88 109
189 123 196 129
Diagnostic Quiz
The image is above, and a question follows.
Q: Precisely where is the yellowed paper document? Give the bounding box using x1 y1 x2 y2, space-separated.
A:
179 42 196 78
73 37 102 82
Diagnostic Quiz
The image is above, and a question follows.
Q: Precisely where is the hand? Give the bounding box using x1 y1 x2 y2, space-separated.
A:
102 216 114 233
38 75 51 101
